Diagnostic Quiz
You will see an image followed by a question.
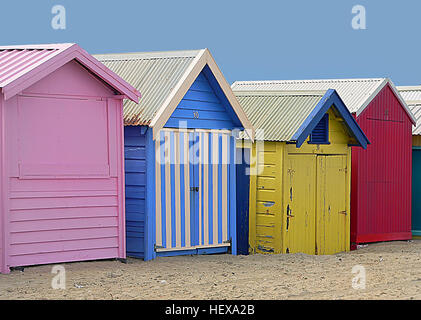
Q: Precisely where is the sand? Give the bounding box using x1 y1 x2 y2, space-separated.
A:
1 240 421 300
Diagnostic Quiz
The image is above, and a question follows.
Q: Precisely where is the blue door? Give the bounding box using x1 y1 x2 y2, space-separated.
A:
236 147 250 255
154 129 232 255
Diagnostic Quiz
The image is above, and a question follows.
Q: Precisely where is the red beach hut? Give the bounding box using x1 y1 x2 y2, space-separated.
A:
232 78 416 246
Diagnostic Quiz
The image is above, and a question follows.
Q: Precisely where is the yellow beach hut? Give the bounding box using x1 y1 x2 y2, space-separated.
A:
234 89 369 255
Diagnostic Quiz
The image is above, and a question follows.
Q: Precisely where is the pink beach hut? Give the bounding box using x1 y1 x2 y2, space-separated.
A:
0 43 140 273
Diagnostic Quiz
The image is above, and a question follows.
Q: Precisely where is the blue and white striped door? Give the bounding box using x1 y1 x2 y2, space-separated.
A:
155 129 231 253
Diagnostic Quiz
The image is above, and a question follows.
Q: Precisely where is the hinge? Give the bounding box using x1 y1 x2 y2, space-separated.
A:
223 239 231 244
154 244 164 251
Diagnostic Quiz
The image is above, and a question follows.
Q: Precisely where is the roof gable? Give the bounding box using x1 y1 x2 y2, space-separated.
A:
165 67 241 129
232 78 415 125
23 60 115 97
292 89 369 148
233 89 369 149
96 49 254 140
0 43 140 102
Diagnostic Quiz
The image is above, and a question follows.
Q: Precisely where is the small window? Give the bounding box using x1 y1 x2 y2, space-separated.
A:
309 113 329 144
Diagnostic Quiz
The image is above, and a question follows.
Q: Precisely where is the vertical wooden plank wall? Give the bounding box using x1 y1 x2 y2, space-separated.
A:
352 84 413 243
124 126 148 259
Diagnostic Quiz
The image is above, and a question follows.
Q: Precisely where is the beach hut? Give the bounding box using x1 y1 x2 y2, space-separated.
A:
397 86 421 238
233 79 416 247
0 43 140 274
233 89 369 255
95 49 254 260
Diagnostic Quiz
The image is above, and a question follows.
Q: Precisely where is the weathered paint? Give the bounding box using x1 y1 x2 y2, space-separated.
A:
351 84 413 244
248 108 352 255
316 155 349 254
249 141 283 254
0 58 135 273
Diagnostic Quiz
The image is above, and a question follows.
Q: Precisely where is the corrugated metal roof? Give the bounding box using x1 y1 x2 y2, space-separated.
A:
397 86 421 135
233 90 325 141
94 50 201 126
0 43 74 88
398 85 421 102
232 78 386 114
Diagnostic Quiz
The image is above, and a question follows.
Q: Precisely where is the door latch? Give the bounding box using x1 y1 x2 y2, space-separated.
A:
190 186 199 192
286 204 294 218
339 211 347 215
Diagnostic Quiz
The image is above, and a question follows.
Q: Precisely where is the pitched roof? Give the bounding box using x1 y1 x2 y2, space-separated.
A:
0 43 140 102
95 49 254 140
233 89 369 148
235 90 325 141
232 78 416 124
95 50 199 126
397 86 421 135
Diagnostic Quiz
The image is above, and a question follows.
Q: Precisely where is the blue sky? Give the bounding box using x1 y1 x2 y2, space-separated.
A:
0 0 419 85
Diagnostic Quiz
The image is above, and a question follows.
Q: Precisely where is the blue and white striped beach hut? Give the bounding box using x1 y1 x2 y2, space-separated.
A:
96 49 254 260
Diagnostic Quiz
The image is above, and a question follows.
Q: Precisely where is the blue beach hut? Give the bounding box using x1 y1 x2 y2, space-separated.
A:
96 49 254 260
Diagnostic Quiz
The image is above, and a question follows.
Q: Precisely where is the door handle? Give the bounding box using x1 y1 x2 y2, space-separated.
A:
339 211 347 215
190 187 199 192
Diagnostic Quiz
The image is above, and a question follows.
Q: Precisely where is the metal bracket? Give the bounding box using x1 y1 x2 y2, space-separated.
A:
154 244 165 251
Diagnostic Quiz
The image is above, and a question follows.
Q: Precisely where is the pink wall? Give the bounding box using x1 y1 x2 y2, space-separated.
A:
1 96 4 273
1 61 126 273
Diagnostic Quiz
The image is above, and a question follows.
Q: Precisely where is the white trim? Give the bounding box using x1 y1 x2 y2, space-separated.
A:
397 85 421 91
195 128 232 134
353 78 389 116
150 49 255 141
205 50 255 141
405 100 421 106
184 131 191 248
164 131 172 248
150 49 207 138
387 79 417 125
155 136 162 247
174 131 181 248
155 243 230 253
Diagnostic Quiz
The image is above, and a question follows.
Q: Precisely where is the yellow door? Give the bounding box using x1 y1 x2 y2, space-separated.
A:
316 155 348 254
284 154 317 254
